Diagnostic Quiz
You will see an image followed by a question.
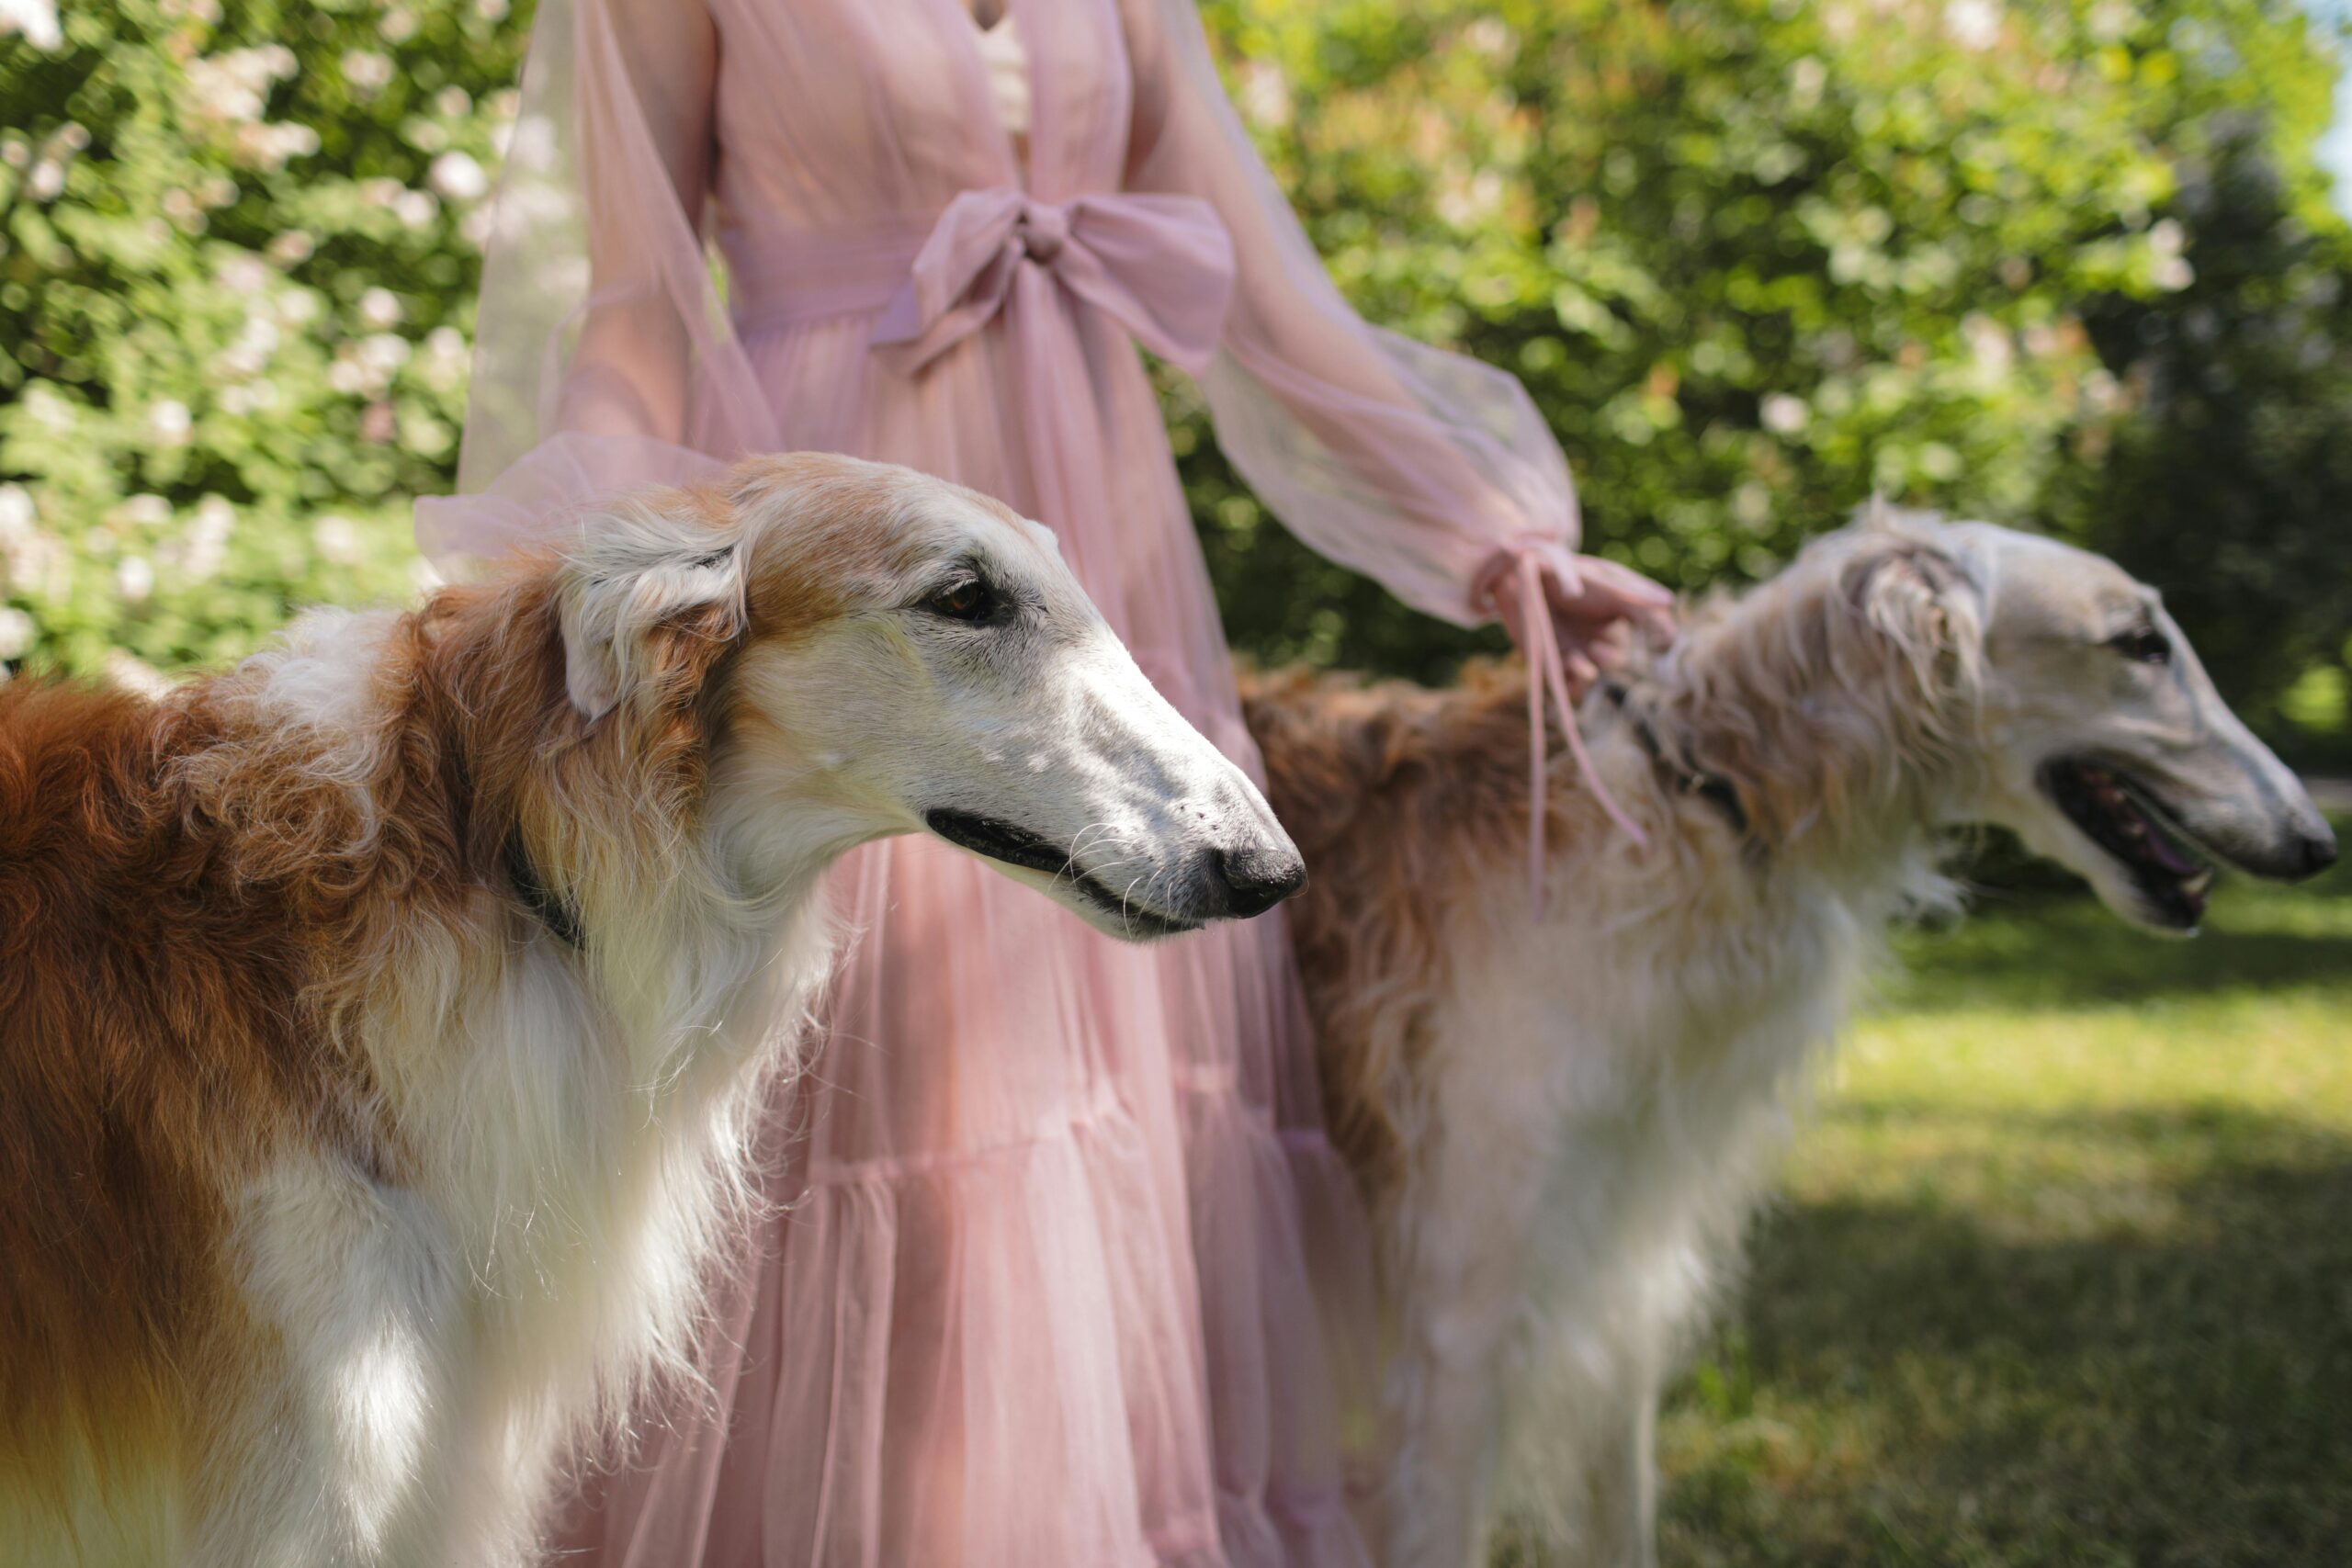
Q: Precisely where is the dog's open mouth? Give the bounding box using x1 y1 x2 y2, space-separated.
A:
923 810 1203 938
2040 759 2217 929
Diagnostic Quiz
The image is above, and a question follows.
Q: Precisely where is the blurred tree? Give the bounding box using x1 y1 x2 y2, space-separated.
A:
2079 115 2352 732
0 0 2346 742
1185 0 2352 713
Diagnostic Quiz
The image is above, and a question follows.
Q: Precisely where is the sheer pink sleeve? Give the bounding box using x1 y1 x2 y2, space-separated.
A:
1121 0 1580 627
415 0 772 573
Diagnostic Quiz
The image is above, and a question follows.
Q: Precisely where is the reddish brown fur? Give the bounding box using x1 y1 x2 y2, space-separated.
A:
1242 660 1568 1201
0 536 740 1505
0 679 289 1501
733 455 995 638
1242 531 1981 1207
0 450 1117 1562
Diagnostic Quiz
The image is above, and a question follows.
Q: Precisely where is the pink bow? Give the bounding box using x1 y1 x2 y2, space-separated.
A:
871 188 1237 374
1503 544 1649 916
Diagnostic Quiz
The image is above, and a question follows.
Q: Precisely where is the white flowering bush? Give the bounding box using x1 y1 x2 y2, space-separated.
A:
1 0 2344 739
0 0 524 680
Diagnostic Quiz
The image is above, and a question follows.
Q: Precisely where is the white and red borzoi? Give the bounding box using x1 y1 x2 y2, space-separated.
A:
1243 511 2335 1568
0 453 1304 1567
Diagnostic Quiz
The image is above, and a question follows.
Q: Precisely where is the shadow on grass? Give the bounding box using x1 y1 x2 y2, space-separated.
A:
1642 1102 2352 1568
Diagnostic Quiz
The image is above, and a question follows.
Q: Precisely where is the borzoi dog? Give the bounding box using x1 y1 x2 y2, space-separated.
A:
0 453 1304 1568
1241 510 2335 1568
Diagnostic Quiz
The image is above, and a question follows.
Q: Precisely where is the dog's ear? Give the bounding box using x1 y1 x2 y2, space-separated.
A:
1840 536 1982 701
557 490 747 723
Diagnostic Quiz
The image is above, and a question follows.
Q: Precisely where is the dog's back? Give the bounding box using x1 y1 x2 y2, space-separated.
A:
1240 662 1626 1202
0 677 335 1542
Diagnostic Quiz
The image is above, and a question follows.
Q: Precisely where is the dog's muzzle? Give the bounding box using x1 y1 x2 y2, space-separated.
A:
922 809 1304 935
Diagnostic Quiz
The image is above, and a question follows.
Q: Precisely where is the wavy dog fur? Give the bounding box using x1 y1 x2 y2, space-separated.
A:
1245 510 2332 1568
1252 521 1981 1208
3 581 774 1565
0 452 1297 1567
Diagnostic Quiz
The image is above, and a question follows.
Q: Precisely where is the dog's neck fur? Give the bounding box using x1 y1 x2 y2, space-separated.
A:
1555 532 1985 1089
162 572 840 1535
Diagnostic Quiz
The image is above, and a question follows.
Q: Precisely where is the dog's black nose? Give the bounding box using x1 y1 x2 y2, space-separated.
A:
2298 829 2339 880
1205 843 1307 919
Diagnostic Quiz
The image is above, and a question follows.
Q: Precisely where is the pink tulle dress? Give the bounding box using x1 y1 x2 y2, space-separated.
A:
415 1 1599 1562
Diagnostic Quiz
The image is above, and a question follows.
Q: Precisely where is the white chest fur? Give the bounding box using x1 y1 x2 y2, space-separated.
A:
220 897 823 1568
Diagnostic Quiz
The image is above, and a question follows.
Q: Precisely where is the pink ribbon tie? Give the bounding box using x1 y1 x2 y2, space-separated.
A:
871 188 1236 374
874 191 1635 913
1511 547 1646 916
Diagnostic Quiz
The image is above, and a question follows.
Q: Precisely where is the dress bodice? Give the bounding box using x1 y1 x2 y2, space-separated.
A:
704 0 1129 243
439 0 1593 640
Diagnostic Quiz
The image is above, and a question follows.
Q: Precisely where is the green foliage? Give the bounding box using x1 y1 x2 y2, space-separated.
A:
1185 0 2352 717
0 0 2346 739
0 0 522 680
2084 118 2352 730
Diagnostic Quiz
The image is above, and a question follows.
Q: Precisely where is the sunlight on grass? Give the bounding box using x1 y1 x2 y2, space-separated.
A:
1506 829 2351 1566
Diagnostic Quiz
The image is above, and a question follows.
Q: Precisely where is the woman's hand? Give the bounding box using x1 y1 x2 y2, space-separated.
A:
1478 540 1677 695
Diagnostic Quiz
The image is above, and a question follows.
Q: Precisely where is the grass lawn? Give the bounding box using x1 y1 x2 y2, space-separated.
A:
1506 823 2352 1566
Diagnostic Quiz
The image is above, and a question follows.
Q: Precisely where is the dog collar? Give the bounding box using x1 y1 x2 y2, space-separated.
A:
1600 682 1750 840
503 828 586 952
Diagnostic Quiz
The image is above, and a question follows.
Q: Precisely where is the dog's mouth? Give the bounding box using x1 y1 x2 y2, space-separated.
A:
923 810 1203 938
2040 758 2218 930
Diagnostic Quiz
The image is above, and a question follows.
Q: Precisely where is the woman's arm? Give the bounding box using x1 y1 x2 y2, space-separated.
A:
1120 0 1668 665
556 0 720 443
424 0 763 570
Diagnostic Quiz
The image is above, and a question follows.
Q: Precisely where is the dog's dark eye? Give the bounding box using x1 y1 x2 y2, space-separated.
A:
921 577 1001 625
2109 626 2171 665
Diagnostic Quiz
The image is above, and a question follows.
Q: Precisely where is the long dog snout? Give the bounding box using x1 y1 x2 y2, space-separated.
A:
2160 721 2339 886
1950 522 2339 930
2250 804 2339 883
919 620 1310 940
2263 759 2341 882
1086 771 1306 931
1167 764 1308 921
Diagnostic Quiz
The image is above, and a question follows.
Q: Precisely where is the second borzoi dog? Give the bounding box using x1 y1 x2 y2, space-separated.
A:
1242 511 2335 1568
0 453 1303 1567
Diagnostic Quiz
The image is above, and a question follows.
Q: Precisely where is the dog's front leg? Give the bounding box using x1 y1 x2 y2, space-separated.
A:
222 1161 463 1568
184 1369 359 1568
1378 1301 1516 1568
1571 1375 1660 1568
1503 1322 1659 1568
1375 1122 1552 1567
414 1398 562 1568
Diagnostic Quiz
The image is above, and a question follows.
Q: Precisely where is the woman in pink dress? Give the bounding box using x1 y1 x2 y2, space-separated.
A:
418 1 1670 1563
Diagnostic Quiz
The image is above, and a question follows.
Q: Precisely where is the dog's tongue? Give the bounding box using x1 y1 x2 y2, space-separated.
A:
2137 807 2203 875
